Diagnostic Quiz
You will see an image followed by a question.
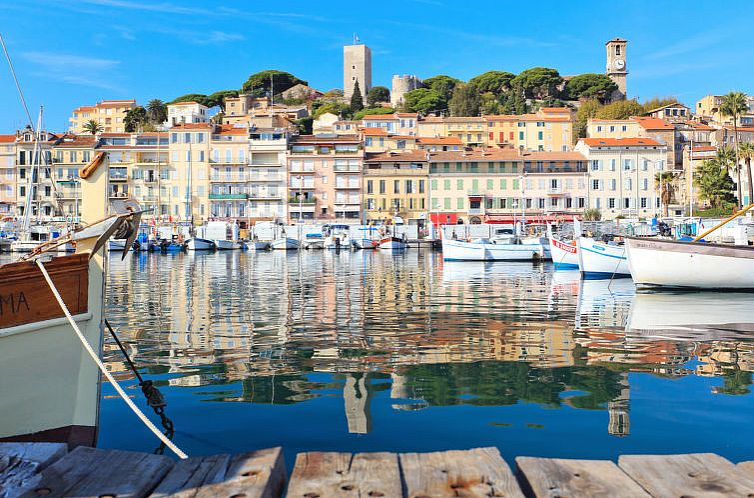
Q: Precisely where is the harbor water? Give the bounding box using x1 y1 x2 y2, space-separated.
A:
44 250 754 464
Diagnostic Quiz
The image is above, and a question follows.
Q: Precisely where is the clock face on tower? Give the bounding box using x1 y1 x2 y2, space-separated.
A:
613 58 625 70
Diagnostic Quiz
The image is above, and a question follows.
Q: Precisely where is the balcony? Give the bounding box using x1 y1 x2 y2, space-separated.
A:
547 187 563 195
209 193 248 200
289 183 315 190
333 165 361 172
249 192 283 201
288 196 316 204
210 175 247 183
334 183 360 190
466 190 487 197
109 192 129 199
109 173 128 182
468 208 484 215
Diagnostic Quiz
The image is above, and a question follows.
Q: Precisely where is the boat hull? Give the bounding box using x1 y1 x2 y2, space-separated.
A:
442 238 543 261
249 241 271 251
549 237 579 270
185 238 215 251
215 240 242 250
626 237 754 289
271 238 300 250
0 253 102 447
576 237 630 279
378 237 407 250
303 240 325 250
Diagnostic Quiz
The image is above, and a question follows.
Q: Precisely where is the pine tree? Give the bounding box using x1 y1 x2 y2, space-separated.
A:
350 80 364 113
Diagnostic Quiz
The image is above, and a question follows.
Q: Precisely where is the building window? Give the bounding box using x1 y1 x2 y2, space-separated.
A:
393 180 400 194
379 180 386 194
367 180 373 194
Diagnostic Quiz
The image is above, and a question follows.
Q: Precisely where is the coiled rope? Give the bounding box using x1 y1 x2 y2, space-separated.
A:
35 258 188 459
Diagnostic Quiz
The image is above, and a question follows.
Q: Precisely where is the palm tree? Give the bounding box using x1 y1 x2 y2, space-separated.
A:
146 99 167 124
82 119 103 135
655 171 675 217
720 91 748 207
739 142 754 205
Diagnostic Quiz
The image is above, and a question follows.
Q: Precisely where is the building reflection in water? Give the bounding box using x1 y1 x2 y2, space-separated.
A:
103 250 754 438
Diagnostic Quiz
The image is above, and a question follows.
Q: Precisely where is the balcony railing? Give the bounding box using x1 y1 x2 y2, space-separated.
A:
249 192 283 200
468 208 484 215
209 193 248 200
288 196 316 204
335 183 360 189
109 192 129 199
333 165 361 172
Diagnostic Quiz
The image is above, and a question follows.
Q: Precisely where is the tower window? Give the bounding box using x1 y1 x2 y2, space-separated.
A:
615 45 621 56
352 65 356 69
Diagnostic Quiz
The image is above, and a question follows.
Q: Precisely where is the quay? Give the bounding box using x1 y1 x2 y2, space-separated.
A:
2 443 754 497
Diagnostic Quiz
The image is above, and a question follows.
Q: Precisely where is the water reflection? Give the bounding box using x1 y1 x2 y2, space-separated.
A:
95 250 754 461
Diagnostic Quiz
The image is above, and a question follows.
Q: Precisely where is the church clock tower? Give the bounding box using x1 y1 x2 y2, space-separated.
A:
605 38 628 100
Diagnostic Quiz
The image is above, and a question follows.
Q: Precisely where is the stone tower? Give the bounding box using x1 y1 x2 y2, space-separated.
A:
344 39 372 102
391 75 422 107
605 38 628 100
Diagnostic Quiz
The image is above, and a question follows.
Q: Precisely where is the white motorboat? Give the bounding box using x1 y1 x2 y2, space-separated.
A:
442 237 543 261
521 235 552 260
549 237 579 270
626 237 754 290
248 240 271 251
215 239 242 250
378 236 408 250
325 233 351 249
271 237 300 250
202 221 242 250
353 238 378 250
303 234 325 250
185 237 215 251
576 237 630 279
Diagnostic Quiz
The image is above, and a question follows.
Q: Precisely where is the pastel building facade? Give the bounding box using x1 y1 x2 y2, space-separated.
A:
166 102 209 127
0 135 16 216
69 99 137 134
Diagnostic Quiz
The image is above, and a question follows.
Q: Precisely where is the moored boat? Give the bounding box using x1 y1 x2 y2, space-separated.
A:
215 239 242 250
271 237 300 250
549 237 579 270
249 240 271 251
442 237 543 261
303 233 325 250
378 236 408 250
576 236 630 279
185 237 215 251
625 236 754 289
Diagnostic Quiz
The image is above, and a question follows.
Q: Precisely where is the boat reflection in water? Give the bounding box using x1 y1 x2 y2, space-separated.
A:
89 250 754 463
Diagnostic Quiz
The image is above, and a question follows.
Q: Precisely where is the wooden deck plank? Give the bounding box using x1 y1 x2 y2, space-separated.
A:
619 453 754 498
0 443 68 498
400 447 524 498
149 454 230 498
192 447 285 498
516 457 651 498
738 461 754 479
17 446 173 498
286 451 401 498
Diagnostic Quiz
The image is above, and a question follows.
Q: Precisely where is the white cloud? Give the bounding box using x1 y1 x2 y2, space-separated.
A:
22 51 124 92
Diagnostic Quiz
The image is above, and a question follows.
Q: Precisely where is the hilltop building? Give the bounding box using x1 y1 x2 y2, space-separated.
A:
391 75 422 107
165 101 208 127
68 99 137 134
605 38 628 100
343 40 371 101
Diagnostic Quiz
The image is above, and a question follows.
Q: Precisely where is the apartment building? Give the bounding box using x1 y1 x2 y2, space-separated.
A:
419 117 488 147
645 103 691 124
575 137 669 219
248 128 289 222
50 134 97 217
15 128 59 219
486 108 574 152
165 101 209 127
588 117 679 169
287 135 362 222
168 123 212 223
427 149 587 225
363 150 429 226
208 126 250 223
362 113 418 136
69 99 137 134
0 135 16 216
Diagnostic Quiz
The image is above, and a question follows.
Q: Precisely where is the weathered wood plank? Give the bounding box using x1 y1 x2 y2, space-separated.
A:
0 443 68 498
619 453 754 498
192 447 285 498
18 446 173 498
516 457 651 498
738 461 754 479
286 451 401 498
400 447 524 498
149 454 230 498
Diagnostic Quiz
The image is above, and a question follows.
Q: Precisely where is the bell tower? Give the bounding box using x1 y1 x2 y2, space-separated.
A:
606 38 628 100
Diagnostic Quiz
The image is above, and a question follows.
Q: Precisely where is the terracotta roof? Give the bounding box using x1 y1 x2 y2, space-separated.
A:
0 135 16 143
168 101 201 106
722 126 754 133
416 137 463 145
693 145 716 151
633 117 674 130
484 113 571 123
366 148 586 162
169 123 213 130
580 137 663 147
684 122 715 131
217 128 247 136
646 102 689 114
396 113 418 117
362 128 388 136
292 134 360 144
362 114 398 120
588 118 635 123
99 133 131 137
540 107 571 113
73 106 97 112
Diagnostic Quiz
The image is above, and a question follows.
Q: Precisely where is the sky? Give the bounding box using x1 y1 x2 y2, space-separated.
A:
1 0 753 132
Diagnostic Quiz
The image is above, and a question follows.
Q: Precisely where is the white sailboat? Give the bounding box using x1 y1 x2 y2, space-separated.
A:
576 237 630 279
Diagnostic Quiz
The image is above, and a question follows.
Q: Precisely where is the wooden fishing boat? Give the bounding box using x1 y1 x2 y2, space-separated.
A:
626 237 754 289
0 152 134 447
576 237 630 279
378 236 408 250
549 237 579 270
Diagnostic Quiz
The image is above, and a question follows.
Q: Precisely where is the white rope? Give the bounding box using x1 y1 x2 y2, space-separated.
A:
35 258 189 459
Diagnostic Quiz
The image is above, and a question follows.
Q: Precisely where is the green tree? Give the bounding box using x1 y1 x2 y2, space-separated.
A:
511 67 563 99
366 86 390 107
422 75 462 101
350 80 364 113
353 107 395 120
124 106 148 132
468 71 515 97
501 81 528 114
583 208 601 221
573 99 602 140
206 90 239 109
169 93 211 107
82 119 103 135
402 88 446 115
146 99 167 124
720 91 748 207
295 116 313 134
241 70 306 97
641 96 679 114
312 101 351 120
448 83 481 117
595 99 644 120
564 74 617 103
738 142 754 205
479 92 502 115
654 171 675 217
694 158 737 209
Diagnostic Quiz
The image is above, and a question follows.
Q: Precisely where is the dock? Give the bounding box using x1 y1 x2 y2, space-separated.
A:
2 443 754 497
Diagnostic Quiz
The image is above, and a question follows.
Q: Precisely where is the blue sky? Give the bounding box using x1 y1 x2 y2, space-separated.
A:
1 0 753 132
